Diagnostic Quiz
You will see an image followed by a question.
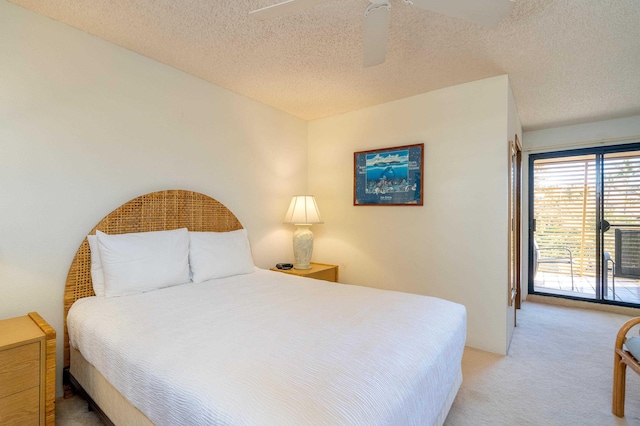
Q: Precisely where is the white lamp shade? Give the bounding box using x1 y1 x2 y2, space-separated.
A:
283 196 323 225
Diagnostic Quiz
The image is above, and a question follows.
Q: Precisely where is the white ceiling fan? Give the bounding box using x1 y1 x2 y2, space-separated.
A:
250 0 515 67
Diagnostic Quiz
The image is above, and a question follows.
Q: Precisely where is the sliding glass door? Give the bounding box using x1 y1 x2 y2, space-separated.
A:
602 150 640 304
530 143 640 306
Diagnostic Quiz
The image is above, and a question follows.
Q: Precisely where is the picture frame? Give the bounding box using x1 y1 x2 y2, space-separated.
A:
354 143 424 206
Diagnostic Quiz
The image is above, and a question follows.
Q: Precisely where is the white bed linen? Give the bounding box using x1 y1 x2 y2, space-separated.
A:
68 270 466 426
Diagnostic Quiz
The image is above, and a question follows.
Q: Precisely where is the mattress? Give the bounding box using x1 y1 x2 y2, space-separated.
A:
68 269 466 425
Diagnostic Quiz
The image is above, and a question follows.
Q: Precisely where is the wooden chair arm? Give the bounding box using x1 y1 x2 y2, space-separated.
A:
615 317 640 351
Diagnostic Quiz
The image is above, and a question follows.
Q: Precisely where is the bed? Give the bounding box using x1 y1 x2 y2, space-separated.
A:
63 190 466 426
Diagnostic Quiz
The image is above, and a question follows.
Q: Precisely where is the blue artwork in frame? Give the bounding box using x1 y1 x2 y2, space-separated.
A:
354 143 424 206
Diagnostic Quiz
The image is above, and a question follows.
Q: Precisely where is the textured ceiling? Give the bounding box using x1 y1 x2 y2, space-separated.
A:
9 0 640 130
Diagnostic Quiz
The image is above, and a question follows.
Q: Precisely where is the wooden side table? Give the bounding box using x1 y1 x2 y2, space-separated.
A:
0 312 56 425
270 262 338 283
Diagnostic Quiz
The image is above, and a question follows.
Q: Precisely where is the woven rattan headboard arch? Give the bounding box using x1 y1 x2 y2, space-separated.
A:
63 190 243 369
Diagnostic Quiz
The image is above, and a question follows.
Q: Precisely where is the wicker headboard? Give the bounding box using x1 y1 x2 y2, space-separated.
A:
63 190 243 369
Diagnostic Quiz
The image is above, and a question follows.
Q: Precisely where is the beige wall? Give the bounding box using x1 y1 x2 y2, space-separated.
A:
308 75 516 354
0 1 307 396
523 115 640 153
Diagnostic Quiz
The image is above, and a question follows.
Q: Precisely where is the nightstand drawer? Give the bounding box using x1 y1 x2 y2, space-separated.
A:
0 386 39 425
0 342 40 399
0 313 55 425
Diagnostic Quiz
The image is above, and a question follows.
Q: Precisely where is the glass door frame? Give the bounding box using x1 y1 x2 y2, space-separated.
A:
528 142 640 307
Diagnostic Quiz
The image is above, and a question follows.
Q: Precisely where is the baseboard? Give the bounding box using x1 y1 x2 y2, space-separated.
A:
526 294 640 316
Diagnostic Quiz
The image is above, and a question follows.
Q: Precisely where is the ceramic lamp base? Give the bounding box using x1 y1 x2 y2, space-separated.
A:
292 225 314 270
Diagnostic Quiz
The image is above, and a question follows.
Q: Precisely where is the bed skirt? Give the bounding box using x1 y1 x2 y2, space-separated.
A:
70 347 153 425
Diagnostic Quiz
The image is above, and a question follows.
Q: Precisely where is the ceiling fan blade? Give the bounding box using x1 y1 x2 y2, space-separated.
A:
249 0 335 21
408 0 515 27
363 2 391 67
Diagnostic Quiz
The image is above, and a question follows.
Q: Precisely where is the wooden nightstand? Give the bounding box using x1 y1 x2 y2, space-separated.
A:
0 312 56 426
270 262 339 282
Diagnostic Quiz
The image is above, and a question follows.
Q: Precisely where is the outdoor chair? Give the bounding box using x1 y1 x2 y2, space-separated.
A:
613 316 640 417
533 238 575 290
604 252 616 300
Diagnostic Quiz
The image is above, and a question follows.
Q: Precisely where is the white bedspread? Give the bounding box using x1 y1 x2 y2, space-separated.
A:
68 269 466 426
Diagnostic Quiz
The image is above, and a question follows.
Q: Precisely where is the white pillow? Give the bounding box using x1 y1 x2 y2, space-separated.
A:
189 229 255 283
86 235 105 297
97 228 190 297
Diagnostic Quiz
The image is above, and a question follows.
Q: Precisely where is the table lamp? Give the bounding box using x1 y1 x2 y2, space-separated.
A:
283 196 323 270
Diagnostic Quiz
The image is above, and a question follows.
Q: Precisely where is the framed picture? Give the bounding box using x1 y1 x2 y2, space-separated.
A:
354 143 424 206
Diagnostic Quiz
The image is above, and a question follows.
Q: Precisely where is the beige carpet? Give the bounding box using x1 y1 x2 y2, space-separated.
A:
56 393 102 425
446 301 640 426
56 301 640 425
